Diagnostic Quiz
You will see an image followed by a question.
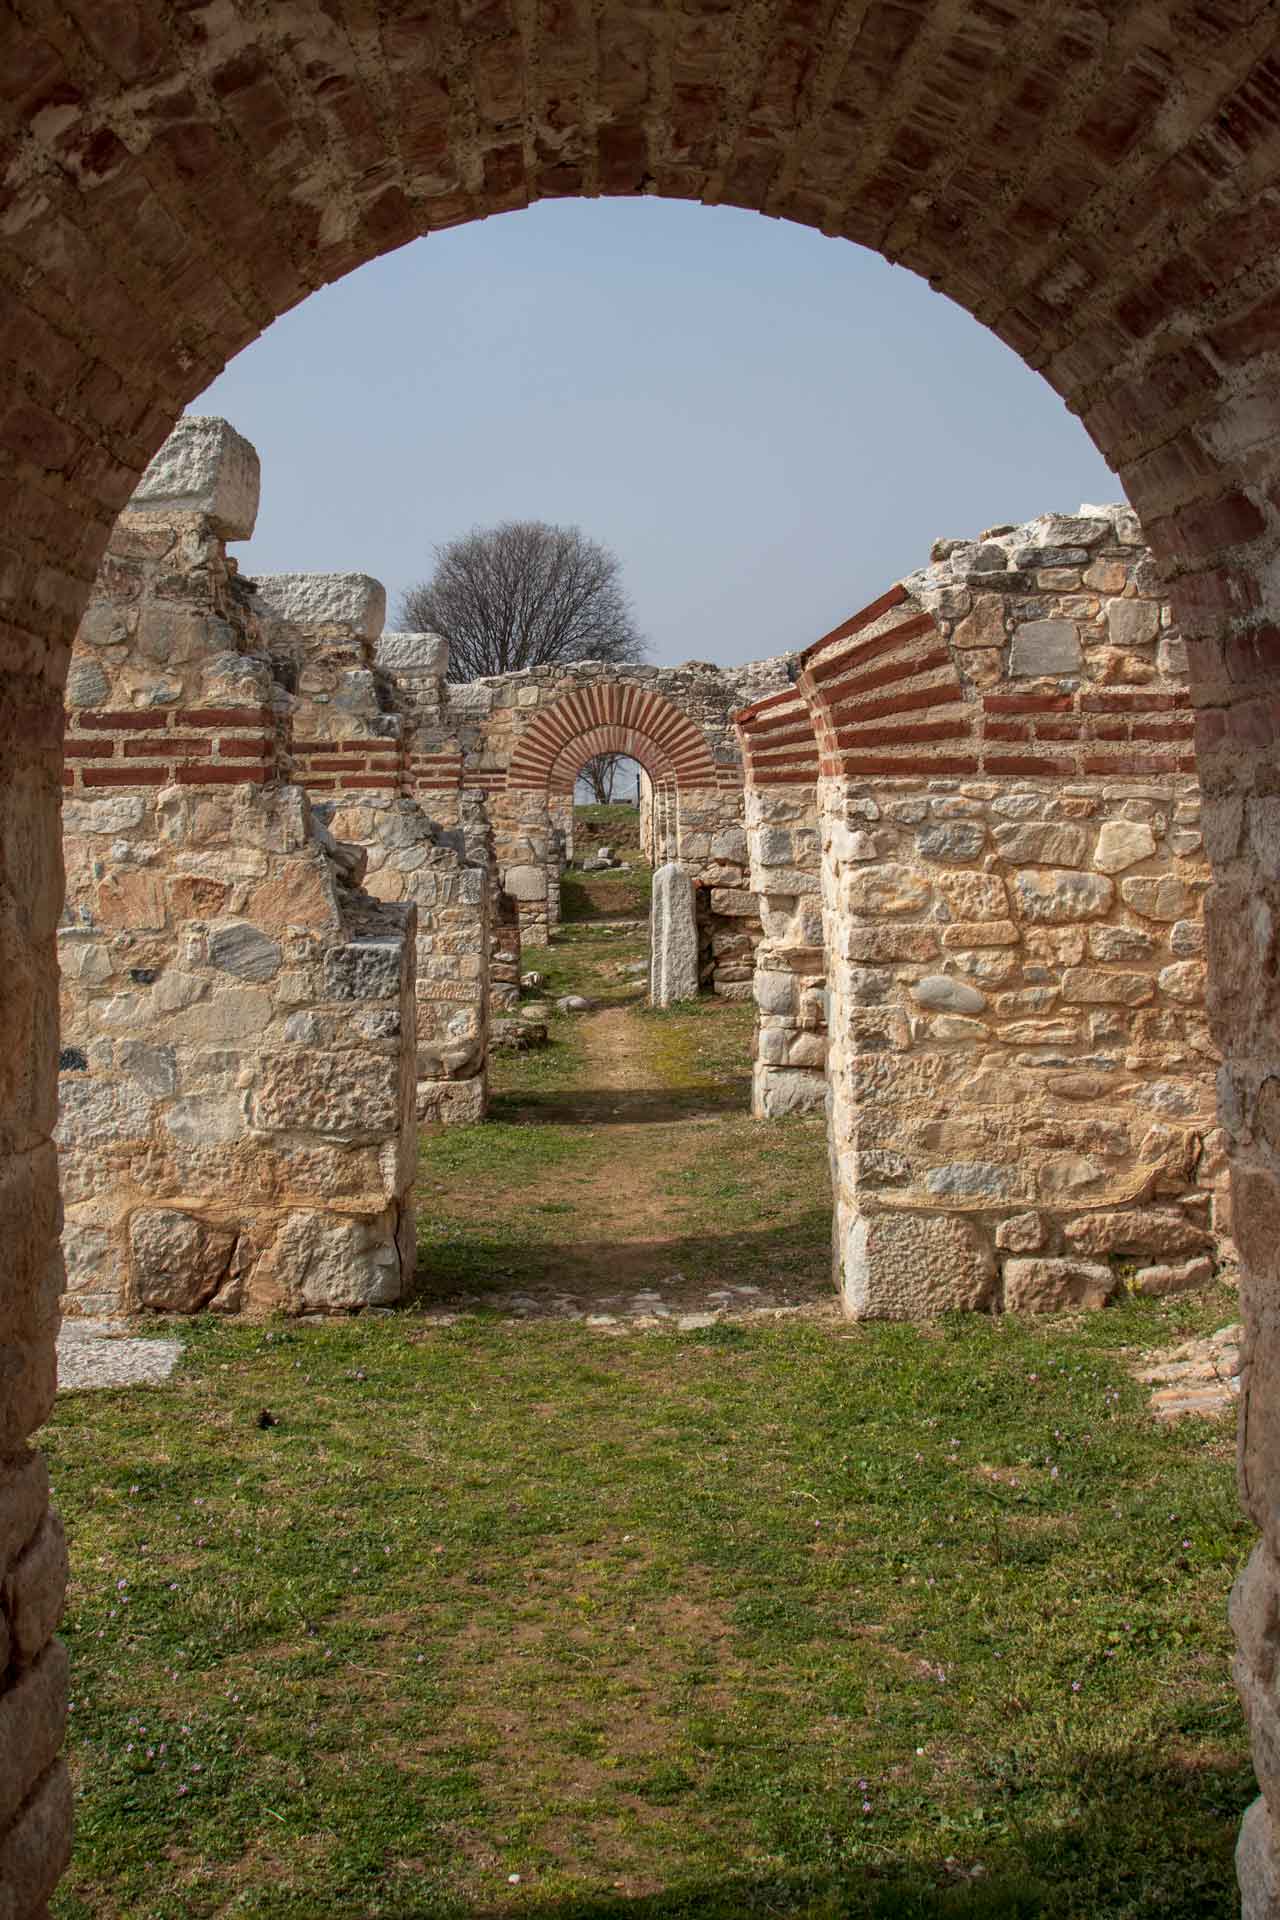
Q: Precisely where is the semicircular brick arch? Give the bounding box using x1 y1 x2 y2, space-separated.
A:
798 587 976 779
507 683 720 794
8 3 1280 1911
544 723 678 795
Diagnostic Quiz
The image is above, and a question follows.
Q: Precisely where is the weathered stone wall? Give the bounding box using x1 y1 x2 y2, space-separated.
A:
438 660 791 987
59 425 420 1317
252 585 491 1125
6 8 1280 1911
740 507 1223 1319
737 686 827 1116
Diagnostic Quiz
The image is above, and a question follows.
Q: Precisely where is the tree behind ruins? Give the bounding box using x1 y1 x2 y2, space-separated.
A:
399 520 648 682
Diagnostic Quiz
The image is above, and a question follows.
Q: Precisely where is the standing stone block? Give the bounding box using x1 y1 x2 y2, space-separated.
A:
252 572 387 638
131 415 260 540
376 631 449 677
650 864 699 1007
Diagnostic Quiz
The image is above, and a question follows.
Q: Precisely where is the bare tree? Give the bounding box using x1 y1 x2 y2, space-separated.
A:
399 520 647 683
578 752 625 804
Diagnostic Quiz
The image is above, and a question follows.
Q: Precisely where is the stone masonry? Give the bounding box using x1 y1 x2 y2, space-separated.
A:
59 420 420 1317
739 506 1223 1319
8 7 1280 1911
250 578 491 1125
439 659 793 996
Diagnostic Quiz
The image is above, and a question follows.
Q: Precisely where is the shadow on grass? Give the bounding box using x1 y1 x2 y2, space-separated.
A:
462 1746 1249 1919
412 1204 835 1301
495 1080 754 1126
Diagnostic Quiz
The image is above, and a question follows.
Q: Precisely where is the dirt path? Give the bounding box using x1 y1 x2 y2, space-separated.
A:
417 976 834 1326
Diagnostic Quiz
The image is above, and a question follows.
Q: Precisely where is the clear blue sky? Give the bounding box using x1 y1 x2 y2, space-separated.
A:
199 198 1118 671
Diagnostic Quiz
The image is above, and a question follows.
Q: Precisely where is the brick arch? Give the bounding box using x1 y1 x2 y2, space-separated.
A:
7 6 1280 1913
507 684 720 794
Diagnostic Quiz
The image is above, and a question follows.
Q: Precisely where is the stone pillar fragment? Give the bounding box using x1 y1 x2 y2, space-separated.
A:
650 863 699 1006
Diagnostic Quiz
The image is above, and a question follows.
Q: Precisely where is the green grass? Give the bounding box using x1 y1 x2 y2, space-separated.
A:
48 1294 1251 1919
50 922 1253 1916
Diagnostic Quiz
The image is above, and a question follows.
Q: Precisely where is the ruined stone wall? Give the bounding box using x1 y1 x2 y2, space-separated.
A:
255 586 491 1125
440 659 791 986
59 422 419 1316
738 683 827 1115
751 506 1223 1319
6 9 1280 1911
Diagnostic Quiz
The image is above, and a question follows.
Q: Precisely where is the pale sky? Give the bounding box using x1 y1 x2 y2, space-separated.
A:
199 197 1119 672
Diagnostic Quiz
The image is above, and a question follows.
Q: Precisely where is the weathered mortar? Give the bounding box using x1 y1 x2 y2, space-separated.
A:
739 506 1225 1317
58 421 420 1316
251 580 491 1125
6 6 1280 1910
437 658 792 989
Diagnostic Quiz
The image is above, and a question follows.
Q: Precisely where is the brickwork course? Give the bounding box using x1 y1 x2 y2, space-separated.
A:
441 657 792 991
737 505 1224 1313
4 3 1280 1910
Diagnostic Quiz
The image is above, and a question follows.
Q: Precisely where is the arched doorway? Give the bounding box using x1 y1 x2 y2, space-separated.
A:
5 6 1280 1909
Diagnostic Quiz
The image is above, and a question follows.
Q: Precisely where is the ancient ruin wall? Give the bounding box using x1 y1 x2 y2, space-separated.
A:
442 660 792 992
254 586 491 1125
738 685 827 1116
5 8 1280 1910
58 421 420 1316
769 508 1224 1319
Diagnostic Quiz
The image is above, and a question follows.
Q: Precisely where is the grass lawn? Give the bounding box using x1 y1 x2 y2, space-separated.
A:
48 1289 1250 1919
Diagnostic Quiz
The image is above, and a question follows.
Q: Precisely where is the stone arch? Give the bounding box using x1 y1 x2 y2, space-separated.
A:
507 683 721 795
5 5 1280 1911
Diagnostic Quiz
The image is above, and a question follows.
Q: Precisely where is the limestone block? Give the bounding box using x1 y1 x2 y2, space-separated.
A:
252 571 386 639
129 1209 236 1312
376 631 449 677
323 941 403 1001
930 1014 988 1042
754 970 796 1015
1120 875 1191 921
55 1079 154 1148
1003 1257 1116 1312
419 1076 487 1126
993 823 1088 866
941 920 1020 947
996 1211 1045 1252
651 864 699 1007
1088 924 1155 961
1010 619 1081 675
1063 1209 1210 1256
1011 869 1113 923
709 887 759 915
1131 1255 1214 1296
264 1210 402 1311
753 1065 826 1117
252 1051 401 1142
936 872 1007 919
1061 967 1155 1006
843 864 932 916
1105 599 1160 648
503 864 546 902
918 822 986 863
63 794 147 836
1159 960 1206 1003
1094 819 1157 873
788 1033 826 1069
841 1209 995 1319
131 415 260 540
925 1162 1016 1200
